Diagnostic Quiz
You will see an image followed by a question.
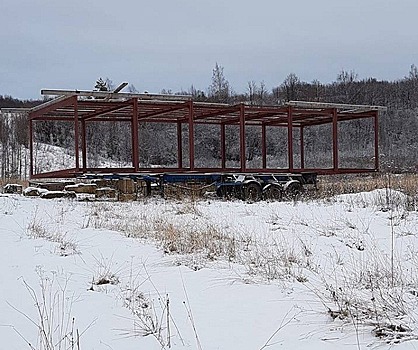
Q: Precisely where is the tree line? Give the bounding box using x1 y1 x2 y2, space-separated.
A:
1 64 418 180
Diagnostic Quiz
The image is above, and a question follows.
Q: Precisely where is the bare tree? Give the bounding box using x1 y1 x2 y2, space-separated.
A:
280 73 301 102
247 80 257 105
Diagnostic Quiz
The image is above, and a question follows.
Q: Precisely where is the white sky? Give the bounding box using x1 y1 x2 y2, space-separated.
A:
1 0 418 99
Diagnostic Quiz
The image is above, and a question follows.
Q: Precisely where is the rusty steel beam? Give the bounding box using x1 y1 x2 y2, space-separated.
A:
29 119 34 178
332 108 338 171
262 124 267 169
29 117 74 121
220 124 226 169
84 117 132 122
300 126 305 169
337 113 378 121
132 98 139 171
188 101 195 170
244 106 289 114
194 105 240 121
81 119 87 170
298 168 378 175
31 168 78 179
29 95 75 119
74 97 80 171
223 111 281 125
239 104 246 172
287 100 387 112
137 102 189 120
177 122 183 169
287 106 294 171
80 100 132 121
374 110 379 171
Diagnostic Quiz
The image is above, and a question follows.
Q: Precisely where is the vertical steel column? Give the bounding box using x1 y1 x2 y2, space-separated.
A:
29 118 33 178
332 108 338 171
374 110 379 171
300 126 305 169
131 98 139 171
239 104 246 171
81 119 87 170
287 106 294 171
220 123 226 170
188 100 195 170
261 123 267 169
74 96 80 171
177 122 183 169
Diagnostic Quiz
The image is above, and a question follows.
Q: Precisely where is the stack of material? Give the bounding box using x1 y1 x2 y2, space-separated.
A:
117 178 137 201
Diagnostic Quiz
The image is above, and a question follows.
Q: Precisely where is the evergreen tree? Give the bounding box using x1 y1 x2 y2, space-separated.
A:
94 78 108 92
208 63 231 103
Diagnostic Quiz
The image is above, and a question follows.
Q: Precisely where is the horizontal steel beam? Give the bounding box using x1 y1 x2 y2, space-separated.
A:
41 89 191 101
287 100 387 112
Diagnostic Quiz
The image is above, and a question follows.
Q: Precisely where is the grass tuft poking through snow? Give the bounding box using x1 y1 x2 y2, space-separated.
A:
9 269 88 350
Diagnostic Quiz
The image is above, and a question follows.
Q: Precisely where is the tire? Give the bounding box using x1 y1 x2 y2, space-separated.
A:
285 181 303 200
216 186 227 198
243 183 262 202
264 184 283 201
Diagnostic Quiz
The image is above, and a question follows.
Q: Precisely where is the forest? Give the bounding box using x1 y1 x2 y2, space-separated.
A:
1 64 418 180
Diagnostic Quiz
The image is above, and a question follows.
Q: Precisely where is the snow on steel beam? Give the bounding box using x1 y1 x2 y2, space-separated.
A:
0 108 30 114
287 100 387 112
222 111 281 125
112 82 128 93
41 89 191 101
29 95 76 119
193 105 240 121
80 100 133 120
137 102 189 120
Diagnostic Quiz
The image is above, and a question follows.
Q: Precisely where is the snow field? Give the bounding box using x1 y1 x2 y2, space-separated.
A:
1 189 418 349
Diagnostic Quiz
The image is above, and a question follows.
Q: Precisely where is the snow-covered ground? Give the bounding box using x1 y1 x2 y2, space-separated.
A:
1 190 418 349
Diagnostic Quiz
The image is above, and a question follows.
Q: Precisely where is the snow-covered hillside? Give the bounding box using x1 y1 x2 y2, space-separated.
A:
1 190 418 349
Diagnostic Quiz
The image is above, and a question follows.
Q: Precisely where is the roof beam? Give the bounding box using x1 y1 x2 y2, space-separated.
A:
287 100 387 112
137 102 189 120
80 100 133 121
194 105 240 121
29 95 75 120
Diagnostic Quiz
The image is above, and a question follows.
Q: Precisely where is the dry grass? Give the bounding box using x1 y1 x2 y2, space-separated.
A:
26 209 80 256
316 173 418 198
10 270 84 350
81 179 418 344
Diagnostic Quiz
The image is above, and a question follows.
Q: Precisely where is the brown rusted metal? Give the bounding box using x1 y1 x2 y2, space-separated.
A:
188 100 195 171
239 103 246 172
374 110 379 171
332 108 338 171
132 98 139 171
29 119 33 178
74 96 80 171
177 122 183 169
287 106 294 171
81 119 87 170
300 126 305 169
28 92 384 179
261 123 267 169
220 124 226 169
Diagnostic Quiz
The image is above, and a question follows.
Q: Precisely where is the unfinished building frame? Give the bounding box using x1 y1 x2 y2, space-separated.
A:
28 89 386 179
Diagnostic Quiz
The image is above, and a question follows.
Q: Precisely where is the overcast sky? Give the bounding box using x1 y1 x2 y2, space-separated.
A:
1 0 418 99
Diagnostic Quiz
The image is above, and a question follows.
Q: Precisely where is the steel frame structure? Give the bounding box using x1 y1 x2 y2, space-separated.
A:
28 89 386 179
